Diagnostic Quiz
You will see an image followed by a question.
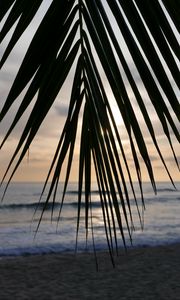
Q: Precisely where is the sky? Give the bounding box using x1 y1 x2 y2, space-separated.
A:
0 1 179 183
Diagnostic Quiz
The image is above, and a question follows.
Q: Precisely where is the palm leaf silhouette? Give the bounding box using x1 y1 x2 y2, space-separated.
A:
0 0 179 260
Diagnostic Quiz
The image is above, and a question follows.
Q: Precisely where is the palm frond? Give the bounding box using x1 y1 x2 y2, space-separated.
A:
0 0 179 257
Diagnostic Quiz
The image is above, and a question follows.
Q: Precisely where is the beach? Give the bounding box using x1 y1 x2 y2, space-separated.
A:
0 182 180 299
0 243 180 300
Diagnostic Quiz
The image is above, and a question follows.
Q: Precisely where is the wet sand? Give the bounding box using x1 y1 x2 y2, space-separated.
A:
0 244 180 299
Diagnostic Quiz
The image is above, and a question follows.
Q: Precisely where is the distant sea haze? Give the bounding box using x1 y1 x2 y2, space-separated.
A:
0 182 180 257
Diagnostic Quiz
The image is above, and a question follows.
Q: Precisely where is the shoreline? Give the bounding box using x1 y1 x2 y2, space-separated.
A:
0 239 180 258
0 243 180 299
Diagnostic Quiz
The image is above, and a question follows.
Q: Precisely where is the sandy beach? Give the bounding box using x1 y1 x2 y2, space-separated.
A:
0 244 180 300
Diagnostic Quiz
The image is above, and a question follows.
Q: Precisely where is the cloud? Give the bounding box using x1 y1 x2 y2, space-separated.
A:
1 2 179 182
54 103 69 117
164 155 180 164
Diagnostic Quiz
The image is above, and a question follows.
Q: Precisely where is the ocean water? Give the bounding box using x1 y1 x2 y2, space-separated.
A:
0 181 180 257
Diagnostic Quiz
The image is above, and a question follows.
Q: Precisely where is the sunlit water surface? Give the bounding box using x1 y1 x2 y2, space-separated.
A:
0 182 180 256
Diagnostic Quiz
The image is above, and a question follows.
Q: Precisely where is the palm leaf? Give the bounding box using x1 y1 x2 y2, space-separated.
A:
0 0 179 258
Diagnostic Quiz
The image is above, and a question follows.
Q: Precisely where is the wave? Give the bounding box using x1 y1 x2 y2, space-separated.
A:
0 202 60 210
69 201 102 208
0 241 111 257
66 189 109 195
1 238 180 258
156 188 178 193
1 194 179 211
0 200 103 211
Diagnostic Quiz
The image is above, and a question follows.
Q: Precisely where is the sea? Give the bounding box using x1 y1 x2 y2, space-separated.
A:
0 181 180 257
